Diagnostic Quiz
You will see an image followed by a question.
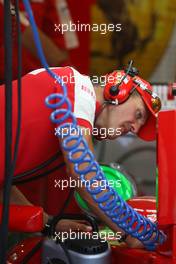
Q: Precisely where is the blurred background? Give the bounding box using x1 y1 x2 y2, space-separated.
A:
1 0 176 196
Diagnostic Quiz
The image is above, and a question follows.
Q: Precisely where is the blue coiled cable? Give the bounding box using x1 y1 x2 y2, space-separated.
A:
23 0 166 251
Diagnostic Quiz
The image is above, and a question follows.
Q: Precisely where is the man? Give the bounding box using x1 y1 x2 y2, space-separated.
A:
0 65 161 247
0 0 71 83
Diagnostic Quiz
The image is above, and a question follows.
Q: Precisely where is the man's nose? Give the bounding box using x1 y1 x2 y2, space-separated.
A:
130 122 141 134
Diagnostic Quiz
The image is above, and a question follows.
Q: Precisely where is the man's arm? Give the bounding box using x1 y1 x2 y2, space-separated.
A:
0 186 92 232
22 26 68 66
0 186 32 206
58 127 125 235
58 126 144 247
0 186 49 225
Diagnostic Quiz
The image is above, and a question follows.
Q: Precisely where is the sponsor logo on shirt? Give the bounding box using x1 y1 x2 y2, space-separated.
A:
81 85 96 99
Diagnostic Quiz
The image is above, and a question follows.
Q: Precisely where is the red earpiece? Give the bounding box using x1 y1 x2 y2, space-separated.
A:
103 70 135 104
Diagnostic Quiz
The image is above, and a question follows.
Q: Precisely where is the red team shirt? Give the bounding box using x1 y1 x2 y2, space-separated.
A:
0 67 97 215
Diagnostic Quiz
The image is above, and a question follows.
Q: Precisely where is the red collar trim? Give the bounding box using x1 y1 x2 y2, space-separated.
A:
96 101 101 115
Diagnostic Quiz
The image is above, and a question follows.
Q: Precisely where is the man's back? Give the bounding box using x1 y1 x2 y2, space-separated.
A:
0 66 96 214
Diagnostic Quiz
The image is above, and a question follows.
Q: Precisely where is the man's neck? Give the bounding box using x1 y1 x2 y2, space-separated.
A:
94 84 104 105
93 85 107 124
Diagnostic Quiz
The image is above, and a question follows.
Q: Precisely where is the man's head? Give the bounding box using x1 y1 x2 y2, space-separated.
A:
94 70 161 141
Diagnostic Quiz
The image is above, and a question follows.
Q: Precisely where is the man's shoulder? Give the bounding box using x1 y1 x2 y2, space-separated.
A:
27 66 73 77
22 67 74 87
24 67 95 95
71 67 96 101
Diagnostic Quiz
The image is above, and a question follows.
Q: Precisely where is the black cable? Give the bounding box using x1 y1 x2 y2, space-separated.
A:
13 0 22 165
13 162 66 184
21 239 43 264
60 188 75 216
0 2 22 263
0 1 13 263
13 151 62 180
119 60 133 85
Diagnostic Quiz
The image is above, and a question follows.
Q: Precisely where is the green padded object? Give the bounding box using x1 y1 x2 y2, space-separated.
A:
75 165 134 213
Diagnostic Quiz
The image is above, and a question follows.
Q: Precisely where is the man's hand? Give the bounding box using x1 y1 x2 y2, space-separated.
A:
125 235 144 249
43 213 92 235
55 219 92 233
22 26 68 66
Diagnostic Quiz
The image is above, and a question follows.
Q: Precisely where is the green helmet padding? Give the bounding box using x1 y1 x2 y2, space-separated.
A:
75 165 134 212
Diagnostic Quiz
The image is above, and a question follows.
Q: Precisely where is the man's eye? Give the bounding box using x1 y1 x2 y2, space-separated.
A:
136 111 142 120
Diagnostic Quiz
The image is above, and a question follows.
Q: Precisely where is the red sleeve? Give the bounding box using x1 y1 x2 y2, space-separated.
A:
46 67 94 132
77 118 92 131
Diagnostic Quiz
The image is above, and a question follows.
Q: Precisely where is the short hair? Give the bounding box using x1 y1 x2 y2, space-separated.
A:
130 88 140 98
